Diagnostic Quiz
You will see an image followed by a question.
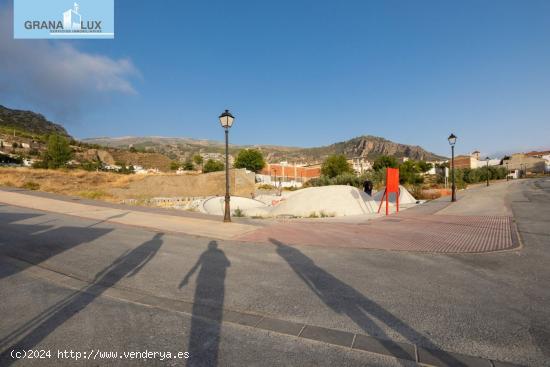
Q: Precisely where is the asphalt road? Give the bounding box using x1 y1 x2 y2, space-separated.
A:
0 178 549 366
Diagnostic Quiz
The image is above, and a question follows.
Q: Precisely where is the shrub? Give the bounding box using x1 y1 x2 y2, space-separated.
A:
257 184 277 190
182 161 194 171
203 159 224 173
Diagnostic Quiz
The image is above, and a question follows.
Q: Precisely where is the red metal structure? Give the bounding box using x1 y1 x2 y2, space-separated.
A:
377 168 400 215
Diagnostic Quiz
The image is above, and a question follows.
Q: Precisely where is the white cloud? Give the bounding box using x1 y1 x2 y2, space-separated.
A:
0 5 140 119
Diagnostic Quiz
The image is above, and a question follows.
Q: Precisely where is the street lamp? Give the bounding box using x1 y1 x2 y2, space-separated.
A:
448 133 457 202
219 109 234 222
485 156 490 186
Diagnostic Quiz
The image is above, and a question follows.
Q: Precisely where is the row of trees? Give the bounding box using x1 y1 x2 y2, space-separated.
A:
23 134 269 174
171 149 267 174
308 154 434 188
444 166 508 188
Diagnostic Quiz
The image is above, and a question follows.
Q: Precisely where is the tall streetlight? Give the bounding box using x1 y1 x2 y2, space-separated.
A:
219 109 234 222
485 156 490 186
448 133 457 202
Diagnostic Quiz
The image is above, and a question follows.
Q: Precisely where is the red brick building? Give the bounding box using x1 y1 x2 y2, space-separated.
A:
260 163 321 184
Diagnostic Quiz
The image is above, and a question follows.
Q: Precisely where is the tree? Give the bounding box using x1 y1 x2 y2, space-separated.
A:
193 154 204 168
416 160 433 173
234 149 266 173
372 155 398 171
321 154 353 178
43 134 73 169
202 159 224 173
170 161 181 171
399 160 423 185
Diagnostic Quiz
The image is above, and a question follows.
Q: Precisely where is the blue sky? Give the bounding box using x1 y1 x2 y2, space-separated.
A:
1 0 549 157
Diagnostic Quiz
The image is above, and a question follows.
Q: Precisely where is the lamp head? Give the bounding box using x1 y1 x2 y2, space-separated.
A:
447 133 457 146
219 109 234 128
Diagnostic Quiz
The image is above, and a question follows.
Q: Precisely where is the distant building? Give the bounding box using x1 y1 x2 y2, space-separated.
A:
525 150 550 173
503 153 546 174
454 151 500 169
257 162 321 187
348 157 372 174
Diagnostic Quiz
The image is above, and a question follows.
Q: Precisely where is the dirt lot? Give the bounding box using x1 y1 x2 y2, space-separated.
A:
0 167 143 201
0 168 256 202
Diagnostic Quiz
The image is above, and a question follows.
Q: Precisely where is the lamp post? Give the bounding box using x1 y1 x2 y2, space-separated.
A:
519 163 524 178
448 133 457 202
219 109 234 222
485 156 490 186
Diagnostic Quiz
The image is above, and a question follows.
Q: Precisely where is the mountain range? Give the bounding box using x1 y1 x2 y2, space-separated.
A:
0 104 445 163
83 135 446 163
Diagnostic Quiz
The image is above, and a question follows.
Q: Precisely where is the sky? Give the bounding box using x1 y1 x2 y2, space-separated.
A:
1 0 549 157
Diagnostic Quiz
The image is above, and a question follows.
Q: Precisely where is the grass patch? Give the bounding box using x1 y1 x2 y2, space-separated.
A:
233 208 245 217
22 181 40 190
77 190 112 200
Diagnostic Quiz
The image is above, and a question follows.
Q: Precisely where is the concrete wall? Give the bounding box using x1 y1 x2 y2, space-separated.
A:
109 169 256 199
503 154 546 173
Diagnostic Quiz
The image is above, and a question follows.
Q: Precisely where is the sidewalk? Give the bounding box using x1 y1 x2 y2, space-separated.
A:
0 189 259 240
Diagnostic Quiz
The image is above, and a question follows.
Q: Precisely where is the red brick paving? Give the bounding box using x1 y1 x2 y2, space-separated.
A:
236 214 517 253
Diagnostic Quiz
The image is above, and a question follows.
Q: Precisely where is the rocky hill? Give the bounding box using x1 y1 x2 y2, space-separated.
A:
85 135 445 163
270 135 446 162
0 105 71 139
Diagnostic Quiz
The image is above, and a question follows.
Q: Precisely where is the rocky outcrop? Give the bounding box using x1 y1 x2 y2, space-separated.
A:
267 135 446 163
0 105 71 138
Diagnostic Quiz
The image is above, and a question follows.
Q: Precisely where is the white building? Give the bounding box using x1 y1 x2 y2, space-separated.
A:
348 157 372 174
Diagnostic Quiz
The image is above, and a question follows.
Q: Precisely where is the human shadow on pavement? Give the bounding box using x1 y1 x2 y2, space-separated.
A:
0 212 113 280
0 233 164 365
270 238 465 366
179 241 230 367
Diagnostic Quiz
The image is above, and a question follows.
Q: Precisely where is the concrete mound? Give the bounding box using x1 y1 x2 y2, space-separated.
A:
248 186 378 217
201 185 418 218
372 185 418 205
